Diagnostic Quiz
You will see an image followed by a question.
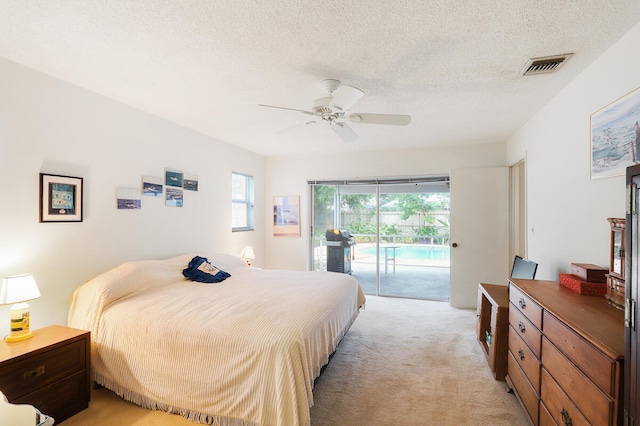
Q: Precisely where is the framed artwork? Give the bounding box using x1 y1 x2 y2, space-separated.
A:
142 176 163 197
183 173 199 191
117 187 141 209
39 173 83 222
166 187 183 207
165 168 183 187
591 85 640 179
273 195 300 237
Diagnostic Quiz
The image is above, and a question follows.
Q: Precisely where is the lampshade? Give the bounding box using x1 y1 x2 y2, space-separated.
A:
0 274 41 305
1 274 41 343
240 246 256 260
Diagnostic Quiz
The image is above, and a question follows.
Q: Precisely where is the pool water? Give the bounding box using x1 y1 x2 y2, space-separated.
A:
361 245 450 260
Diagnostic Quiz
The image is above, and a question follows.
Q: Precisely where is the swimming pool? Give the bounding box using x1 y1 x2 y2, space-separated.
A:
360 245 450 260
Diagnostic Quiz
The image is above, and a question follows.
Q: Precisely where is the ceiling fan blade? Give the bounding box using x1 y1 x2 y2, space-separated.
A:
332 122 359 143
329 85 364 112
275 121 317 135
349 113 411 126
259 104 315 116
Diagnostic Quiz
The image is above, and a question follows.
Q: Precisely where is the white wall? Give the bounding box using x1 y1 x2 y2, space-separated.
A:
3 19 637 334
264 142 506 270
0 58 265 336
507 21 640 279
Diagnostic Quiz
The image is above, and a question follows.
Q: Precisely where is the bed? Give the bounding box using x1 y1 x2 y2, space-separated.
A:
67 253 365 426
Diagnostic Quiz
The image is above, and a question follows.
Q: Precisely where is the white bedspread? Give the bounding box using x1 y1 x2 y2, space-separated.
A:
68 254 365 426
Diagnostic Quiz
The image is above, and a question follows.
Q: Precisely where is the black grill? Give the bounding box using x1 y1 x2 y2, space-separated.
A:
326 229 355 274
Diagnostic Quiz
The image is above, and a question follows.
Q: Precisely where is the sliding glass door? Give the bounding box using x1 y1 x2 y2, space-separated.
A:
310 177 450 301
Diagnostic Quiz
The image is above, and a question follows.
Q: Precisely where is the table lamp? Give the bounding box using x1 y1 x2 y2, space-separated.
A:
0 274 41 342
240 246 256 266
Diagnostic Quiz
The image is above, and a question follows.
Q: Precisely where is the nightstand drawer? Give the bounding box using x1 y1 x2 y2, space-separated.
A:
0 338 86 400
13 370 88 421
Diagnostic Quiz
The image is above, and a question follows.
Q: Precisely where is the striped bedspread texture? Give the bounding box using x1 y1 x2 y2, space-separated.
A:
68 253 365 426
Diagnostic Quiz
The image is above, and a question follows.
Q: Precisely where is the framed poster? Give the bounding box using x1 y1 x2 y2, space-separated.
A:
273 195 300 237
39 173 83 222
591 86 640 179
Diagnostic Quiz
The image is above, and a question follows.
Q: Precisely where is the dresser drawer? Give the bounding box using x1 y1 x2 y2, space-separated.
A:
510 284 543 329
543 311 616 396
509 302 542 358
508 324 541 393
541 337 613 425
508 350 539 424
0 338 86 400
539 402 558 426
541 368 589 426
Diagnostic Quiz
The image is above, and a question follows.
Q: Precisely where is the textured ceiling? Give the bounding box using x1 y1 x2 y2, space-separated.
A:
1 1 640 157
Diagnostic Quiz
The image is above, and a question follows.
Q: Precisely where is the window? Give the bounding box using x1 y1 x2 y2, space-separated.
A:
232 172 254 231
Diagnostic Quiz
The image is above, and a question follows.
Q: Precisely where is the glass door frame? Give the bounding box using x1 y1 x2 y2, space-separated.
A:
309 175 450 300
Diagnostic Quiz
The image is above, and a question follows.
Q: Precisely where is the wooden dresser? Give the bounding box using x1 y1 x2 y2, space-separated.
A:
506 279 624 425
0 325 90 423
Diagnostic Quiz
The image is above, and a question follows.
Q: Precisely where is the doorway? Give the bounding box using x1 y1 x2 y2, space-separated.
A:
309 177 450 301
510 159 527 260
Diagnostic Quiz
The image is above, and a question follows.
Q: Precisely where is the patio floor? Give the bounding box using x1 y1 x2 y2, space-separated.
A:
349 260 450 302
317 242 451 302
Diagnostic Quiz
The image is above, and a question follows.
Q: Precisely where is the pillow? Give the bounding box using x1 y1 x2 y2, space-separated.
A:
182 256 231 283
208 253 250 270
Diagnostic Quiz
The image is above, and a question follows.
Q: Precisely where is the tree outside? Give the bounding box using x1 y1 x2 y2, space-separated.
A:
313 186 450 245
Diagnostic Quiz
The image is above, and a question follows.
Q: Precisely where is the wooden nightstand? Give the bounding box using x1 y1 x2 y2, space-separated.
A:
476 283 509 381
0 325 90 423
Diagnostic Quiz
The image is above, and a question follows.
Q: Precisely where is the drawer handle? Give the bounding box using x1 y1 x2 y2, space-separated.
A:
518 298 526 309
561 408 572 426
518 321 526 333
518 349 525 361
23 365 45 381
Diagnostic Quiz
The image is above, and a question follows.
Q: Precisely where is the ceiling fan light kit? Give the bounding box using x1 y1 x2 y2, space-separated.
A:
260 79 411 143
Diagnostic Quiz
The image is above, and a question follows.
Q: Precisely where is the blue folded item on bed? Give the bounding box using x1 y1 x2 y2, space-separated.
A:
183 256 231 283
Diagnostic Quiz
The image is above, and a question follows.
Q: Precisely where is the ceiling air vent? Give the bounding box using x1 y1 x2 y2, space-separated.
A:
519 54 573 76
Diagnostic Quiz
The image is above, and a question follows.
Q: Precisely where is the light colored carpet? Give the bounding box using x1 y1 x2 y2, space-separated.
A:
64 296 528 425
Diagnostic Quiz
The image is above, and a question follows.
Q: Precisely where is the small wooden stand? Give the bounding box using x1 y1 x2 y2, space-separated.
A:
476 283 509 381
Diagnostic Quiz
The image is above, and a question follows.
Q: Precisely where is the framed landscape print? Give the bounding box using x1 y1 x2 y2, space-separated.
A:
591 86 640 179
39 173 83 222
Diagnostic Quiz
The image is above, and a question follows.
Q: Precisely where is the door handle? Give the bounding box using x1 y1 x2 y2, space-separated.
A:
452 243 458 248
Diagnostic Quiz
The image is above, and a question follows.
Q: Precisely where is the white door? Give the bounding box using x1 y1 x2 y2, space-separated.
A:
449 167 509 308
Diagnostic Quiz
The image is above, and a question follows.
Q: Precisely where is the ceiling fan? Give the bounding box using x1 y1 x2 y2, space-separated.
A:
259 79 411 143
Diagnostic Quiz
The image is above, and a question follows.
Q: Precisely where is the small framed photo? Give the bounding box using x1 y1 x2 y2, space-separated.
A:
39 173 83 222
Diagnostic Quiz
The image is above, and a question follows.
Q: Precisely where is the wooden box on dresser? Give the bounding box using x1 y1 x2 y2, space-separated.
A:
0 325 90 423
506 279 624 426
